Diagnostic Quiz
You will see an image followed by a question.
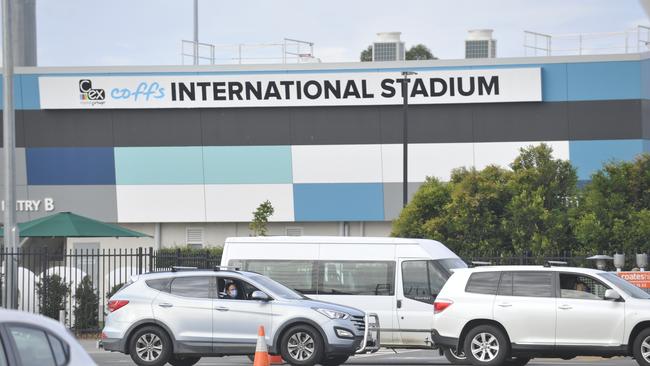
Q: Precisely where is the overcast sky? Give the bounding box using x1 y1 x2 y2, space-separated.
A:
36 0 650 67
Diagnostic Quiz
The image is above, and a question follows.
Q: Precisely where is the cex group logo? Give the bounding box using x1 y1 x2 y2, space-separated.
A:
79 79 106 106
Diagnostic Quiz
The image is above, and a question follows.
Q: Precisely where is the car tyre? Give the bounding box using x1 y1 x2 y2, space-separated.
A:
320 355 349 365
280 325 325 366
463 325 509 366
633 328 650 366
169 355 201 366
444 347 470 365
128 325 172 366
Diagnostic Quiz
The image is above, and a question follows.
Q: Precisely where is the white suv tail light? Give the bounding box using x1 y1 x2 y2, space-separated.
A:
434 299 453 314
108 300 129 313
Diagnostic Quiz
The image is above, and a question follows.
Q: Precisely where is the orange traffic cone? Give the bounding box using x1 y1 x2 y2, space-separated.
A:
253 326 271 366
269 354 284 364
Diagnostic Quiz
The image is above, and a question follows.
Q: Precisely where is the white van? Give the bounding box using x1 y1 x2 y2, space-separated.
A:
221 236 466 348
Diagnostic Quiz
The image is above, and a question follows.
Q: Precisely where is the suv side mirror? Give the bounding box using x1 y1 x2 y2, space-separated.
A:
251 291 271 301
605 289 622 301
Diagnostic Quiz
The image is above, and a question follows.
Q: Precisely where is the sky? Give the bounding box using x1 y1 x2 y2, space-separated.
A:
34 0 650 67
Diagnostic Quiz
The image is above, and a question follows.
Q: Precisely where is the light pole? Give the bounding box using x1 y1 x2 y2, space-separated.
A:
2 0 19 309
400 71 417 208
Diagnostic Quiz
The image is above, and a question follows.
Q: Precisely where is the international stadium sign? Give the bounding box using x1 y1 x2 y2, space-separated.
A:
38 68 542 109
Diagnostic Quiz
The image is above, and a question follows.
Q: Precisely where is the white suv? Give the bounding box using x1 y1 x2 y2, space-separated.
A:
432 265 650 366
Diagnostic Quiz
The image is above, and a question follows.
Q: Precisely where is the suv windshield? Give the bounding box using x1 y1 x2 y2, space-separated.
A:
599 273 650 299
249 274 305 300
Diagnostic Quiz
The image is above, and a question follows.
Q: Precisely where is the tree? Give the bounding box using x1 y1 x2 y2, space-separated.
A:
391 177 451 239
37 274 69 321
573 154 650 254
360 45 372 62
250 200 275 236
406 44 437 60
392 144 578 257
505 144 578 255
73 276 99 331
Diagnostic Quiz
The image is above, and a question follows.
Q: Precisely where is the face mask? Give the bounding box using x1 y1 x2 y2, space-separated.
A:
229 289 238 297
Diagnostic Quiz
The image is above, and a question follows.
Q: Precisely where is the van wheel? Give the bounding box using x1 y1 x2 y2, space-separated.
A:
128 326 172 366
633 328 650 366
321 355 349 365
463 325 509 366
444 347 470 364
280 325 324 366
169 355 201 366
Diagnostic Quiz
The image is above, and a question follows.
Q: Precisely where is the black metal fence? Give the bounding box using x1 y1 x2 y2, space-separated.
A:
0 247 223 334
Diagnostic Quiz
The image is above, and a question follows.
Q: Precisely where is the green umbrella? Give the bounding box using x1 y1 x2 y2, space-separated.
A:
0 212 150 238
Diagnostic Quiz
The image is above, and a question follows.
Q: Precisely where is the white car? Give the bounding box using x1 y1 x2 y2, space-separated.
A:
0 308 96 365
432 265 650 366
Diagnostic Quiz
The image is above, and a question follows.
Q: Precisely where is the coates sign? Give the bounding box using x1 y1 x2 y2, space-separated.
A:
38 68 541 109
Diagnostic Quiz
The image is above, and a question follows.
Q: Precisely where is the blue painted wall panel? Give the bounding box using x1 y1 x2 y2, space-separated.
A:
26 147 115 185
19 74 40 109
567 61 641 101
115 147 204 184
642 59 650 100
570 139 644 180
293 183 384 221
203 146 292 184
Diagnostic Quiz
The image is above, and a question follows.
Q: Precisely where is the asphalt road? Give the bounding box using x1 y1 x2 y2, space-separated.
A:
83 341 639 366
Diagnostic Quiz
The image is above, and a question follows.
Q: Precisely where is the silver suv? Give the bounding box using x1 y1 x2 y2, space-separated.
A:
100 267 379 366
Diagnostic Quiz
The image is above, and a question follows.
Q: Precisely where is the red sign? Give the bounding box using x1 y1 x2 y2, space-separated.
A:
618 272 650 289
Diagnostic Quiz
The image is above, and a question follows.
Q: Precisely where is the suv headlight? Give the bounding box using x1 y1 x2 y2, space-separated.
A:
314 308 350 320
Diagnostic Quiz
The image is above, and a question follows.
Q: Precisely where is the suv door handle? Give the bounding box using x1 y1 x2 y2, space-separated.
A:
497 303 512 308
158 303 173 308
558 305 572 310
215 306 230 312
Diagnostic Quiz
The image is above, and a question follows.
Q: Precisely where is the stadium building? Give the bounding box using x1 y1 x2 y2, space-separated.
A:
2 51 649 250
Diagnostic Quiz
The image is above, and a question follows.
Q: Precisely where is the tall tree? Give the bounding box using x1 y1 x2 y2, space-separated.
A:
505 144 578 255
573 154 650 254
405 44 437 60
360 45 373 62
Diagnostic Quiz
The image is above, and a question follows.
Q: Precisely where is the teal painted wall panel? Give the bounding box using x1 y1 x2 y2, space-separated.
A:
203 146 292 184
115 147 204 184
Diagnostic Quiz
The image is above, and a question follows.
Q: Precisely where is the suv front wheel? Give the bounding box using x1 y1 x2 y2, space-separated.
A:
463 325 509 366
633 328 650 366
128 325 172 366
280 325 325 366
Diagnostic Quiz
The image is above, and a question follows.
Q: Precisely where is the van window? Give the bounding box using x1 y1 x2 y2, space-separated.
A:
402 260 451 303
466 272 501 295
244 260 317 294
513 272 554 298
318 261 395 296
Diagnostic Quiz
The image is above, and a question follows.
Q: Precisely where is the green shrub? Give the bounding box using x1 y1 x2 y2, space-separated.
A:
37 274 69 320
73 276 99 331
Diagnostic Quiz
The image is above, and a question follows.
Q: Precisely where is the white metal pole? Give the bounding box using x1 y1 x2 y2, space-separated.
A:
193 0 198 65
2 0 19 310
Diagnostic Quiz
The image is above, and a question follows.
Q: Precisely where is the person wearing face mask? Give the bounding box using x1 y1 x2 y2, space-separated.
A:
225 283 240 299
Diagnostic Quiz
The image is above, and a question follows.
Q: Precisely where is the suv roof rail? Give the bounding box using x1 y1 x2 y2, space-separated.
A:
170 266 198 272
544 261 568 267
468 261 492 268
214 266 240 272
